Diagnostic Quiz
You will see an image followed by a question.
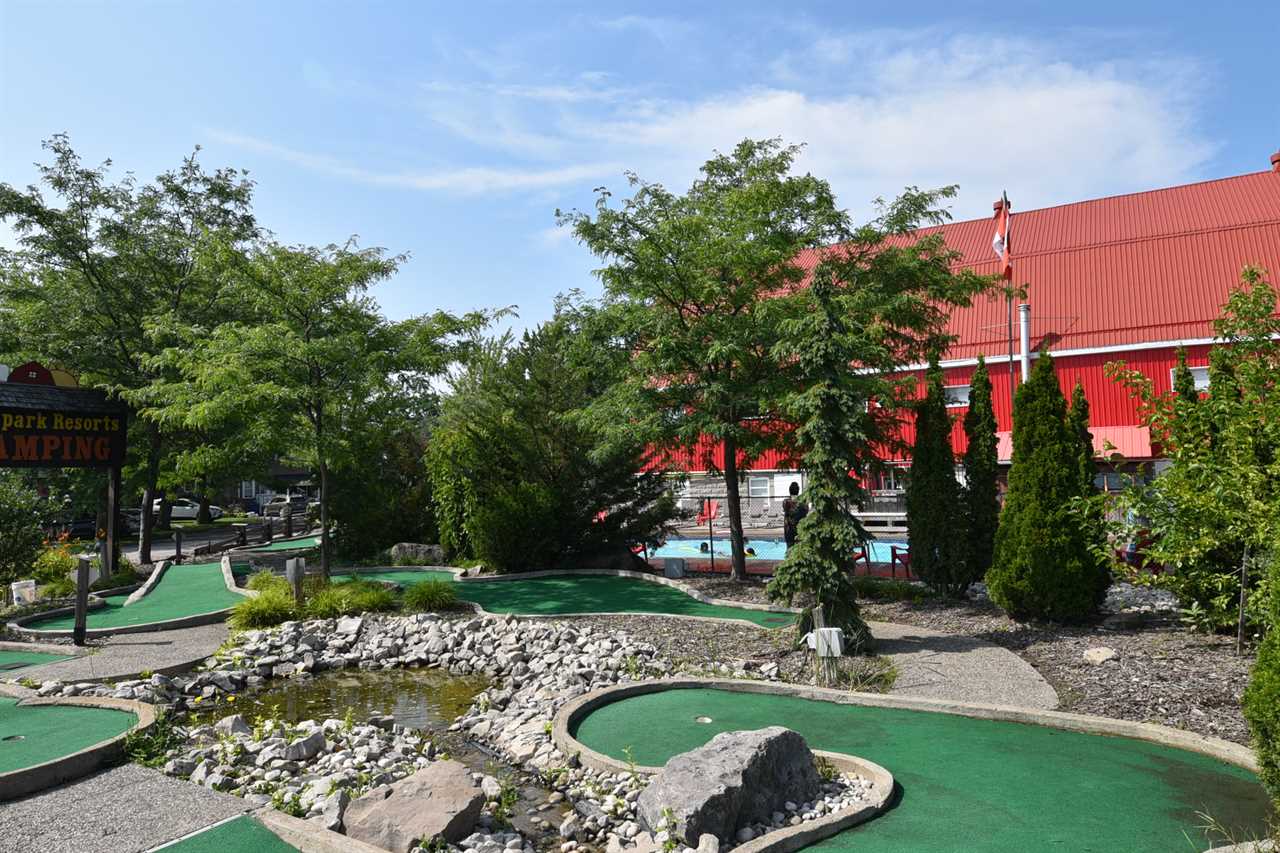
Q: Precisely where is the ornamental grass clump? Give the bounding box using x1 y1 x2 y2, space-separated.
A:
403 579 457 612
304 580 396 618
229 588 297 629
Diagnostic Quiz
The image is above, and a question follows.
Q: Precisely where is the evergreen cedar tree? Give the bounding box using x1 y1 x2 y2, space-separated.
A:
1243 553 1280 807
905 359 966 597
986 352 1109 621
961 356 999 586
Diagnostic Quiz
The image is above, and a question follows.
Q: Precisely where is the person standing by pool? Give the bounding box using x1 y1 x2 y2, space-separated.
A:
782 482 807 548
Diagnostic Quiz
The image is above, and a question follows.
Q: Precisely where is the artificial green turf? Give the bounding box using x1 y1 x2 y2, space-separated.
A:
24 562 247 631
0 697 136 773
156 816 297 852
572 687 1274 853
246 536 321 552
0 649 73 670
357 570 796 628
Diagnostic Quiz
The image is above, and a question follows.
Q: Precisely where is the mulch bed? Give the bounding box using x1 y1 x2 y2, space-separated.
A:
667 574 1258 745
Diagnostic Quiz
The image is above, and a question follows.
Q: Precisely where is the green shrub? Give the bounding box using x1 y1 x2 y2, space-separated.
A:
41 576 75 598
124 711 185 768
1244 629 1280 807
0 472 44 592
91 566 139 592
403 579 458 612
32 544 77 585
850 577 934 603
246 570 289 594
229 589 297 629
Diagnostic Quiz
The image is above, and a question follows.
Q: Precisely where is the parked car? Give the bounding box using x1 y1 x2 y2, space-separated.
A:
152 497 224 521
263 494 308 517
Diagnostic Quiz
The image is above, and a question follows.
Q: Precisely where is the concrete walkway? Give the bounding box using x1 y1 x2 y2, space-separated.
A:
0 763 251 853
13 622 229 683
871 620 1059 710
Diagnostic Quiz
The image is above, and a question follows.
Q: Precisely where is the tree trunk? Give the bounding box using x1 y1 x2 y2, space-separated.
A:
196 494 212 525
157 498 173 531
318 458 331 580
138 433 162 564
722 435 748 582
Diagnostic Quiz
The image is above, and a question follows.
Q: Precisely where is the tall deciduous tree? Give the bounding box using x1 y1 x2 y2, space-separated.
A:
0 136 258 563
560 139 847 581
987 352 1109 620
426 298 677 573
961 356 999 580
0 472 44 597
906 359 966 596
152 240 489 577
766 188 989 643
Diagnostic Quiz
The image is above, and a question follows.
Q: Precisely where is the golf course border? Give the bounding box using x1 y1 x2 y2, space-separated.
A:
0 682 157 801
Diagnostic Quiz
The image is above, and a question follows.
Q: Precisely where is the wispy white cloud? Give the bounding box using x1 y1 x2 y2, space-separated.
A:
593 15 692 46
207 130 620 195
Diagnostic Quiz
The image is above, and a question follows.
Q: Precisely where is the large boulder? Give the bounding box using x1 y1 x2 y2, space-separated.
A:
344 760 484 852
637 727 821 845
390 543 446 566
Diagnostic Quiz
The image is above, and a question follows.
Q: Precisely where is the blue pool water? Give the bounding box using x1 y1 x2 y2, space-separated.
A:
648 538 905 562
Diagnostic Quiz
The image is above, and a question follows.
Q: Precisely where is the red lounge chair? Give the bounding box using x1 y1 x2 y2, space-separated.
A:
890 545 911 579
695 500 720 525
851 546 869 575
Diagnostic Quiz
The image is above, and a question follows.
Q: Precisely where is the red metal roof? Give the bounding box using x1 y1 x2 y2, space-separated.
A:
795 168 1280 360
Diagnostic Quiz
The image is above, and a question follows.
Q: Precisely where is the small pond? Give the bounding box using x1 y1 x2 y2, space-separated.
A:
186 667 487 730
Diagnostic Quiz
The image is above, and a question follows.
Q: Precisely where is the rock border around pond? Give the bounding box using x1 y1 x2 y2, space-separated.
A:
0 682 157 800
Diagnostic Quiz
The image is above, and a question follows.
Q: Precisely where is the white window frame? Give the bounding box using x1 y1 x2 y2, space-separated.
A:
1169 365 1210 392
943 385 971 408
875 467 906 493
747 476 771 498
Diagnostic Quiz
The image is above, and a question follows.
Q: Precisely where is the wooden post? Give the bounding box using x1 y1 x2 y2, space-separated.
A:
174 529 183 562
707 498 715 574
106 465 120 578
73 555 91 646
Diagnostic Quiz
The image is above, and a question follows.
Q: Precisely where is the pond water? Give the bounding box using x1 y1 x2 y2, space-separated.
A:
187 667 488 730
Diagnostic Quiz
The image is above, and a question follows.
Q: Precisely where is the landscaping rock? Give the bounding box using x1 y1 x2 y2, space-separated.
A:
282 729 326 761
345 760 484 851
213 714 251 737
1083 647 1118 666
390 543 446 566
636 726 821 845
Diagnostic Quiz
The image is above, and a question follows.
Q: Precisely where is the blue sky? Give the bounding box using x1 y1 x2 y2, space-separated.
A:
2 1 1277 330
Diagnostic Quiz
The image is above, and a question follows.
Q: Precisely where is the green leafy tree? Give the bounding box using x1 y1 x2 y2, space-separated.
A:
1106 267 1280 634
426 298 677 573
1067 381 1097 496
1243 549 1280 808
151 240 489 577
987 352 1109 620
1172 345 1199 403
906 360 966 596
0 136 258 563
765 188 989 645
962 356 999 580
0 472 45 596
560 139 848 581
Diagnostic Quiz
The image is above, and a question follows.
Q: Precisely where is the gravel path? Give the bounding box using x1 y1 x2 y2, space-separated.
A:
679 574 1254 744
0 763 250 853
12 622 229 683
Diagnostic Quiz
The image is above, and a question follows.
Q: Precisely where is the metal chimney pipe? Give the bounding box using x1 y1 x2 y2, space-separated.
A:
1018 303 1031 383
1272 150 1280 173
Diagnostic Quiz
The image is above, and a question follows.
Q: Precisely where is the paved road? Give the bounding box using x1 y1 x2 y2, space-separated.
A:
15 622 230 683
123 527 243 565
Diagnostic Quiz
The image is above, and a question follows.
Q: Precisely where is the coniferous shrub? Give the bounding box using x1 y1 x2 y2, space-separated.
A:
906 361 966 596
986 352 1109 620
1243 553 1280 807
962 357 999 581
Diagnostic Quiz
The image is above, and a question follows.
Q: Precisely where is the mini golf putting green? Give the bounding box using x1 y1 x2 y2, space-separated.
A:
24 561 247 631
0 697 136 773
572 688 1274 852
0 649 73 671
247 536 321 553
357 570 795 628
156 816 297 852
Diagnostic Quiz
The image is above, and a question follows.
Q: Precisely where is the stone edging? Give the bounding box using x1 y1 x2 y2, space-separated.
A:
552 680 895 853
222 555 256 599
551 678 1259 778
346 566 799 630
0 691 157 801
0 639 90 658
125 560 171 605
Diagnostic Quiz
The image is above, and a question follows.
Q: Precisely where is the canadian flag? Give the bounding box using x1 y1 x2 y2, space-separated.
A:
992 192 1012 280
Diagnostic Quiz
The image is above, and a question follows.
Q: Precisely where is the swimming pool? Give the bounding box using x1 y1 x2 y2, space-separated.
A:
648 537 905 562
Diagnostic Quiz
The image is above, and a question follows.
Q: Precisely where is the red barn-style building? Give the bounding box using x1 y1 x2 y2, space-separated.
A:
671 152 1280 530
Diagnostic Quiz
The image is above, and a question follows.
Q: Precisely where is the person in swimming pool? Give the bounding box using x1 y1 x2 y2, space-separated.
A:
783 481 808 547
699 541 710 553
745 546 757 557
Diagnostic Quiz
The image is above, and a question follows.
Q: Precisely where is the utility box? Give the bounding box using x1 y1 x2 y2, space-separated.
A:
663 558 686 579
10 580 36 605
